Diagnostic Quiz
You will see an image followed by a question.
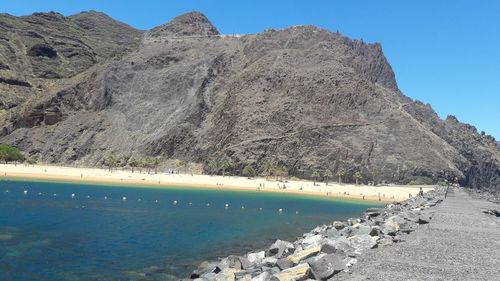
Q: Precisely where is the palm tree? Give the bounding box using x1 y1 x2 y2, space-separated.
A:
104 154 117 172
276 166 288 182
119 155 130 168
324 169 333 185
336 168 345 184
144 157 155 174
26 158 37 167
354 171 363 185
151 157 160 174
242 165 256 178
230 160 239 176
263 160 275 178
311 170 320 185
219 159 230 177
207 159 218 176
174 160 186 174
128 157 139 173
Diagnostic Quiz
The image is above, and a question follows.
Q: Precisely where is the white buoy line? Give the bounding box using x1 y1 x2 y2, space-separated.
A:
8 190 300 214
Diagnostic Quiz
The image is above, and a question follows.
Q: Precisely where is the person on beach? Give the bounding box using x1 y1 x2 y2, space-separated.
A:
418 187 424 197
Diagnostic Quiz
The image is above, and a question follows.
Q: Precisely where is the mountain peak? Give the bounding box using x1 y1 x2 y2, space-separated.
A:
146 11 219 38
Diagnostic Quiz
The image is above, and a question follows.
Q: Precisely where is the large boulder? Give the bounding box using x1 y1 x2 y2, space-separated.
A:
273 263 311 281
247 251 266 264
381 215 405 236
214 268 237 281
301 234 324 248
348 234 378 255
351 223 380 237
309 254 347 280
286 247 321 264
320 237 355 256
218 255 243 270
269 240 295 258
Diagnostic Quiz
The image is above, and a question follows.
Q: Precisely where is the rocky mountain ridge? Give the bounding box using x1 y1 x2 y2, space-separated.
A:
0 11 498 189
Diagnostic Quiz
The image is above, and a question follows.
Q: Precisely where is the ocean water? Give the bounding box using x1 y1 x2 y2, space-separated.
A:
0 179 380 281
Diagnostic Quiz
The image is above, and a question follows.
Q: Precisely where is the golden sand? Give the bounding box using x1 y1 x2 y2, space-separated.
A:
0 164 433 203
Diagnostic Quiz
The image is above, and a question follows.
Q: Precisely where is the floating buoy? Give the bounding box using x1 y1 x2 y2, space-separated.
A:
53 193 57 197
278 208 283 212
23 190 27 195
206 203 210 206
122 197 127 201
225 203 229 208
104 196 108 200
87 195 90 199
38 192 42 196
71 193 75 198
155 200 158 203
259 207 263 211
241 206 245 209
295 211 299 214
173 200 178 205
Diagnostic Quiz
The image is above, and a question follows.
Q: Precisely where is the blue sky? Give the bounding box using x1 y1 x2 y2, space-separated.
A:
2 1 499 139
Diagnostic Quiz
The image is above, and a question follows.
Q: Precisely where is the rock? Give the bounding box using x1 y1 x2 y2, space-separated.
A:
348 234 378 255
239 274 252 281
309 254 347 280
218 255 243 270
262 257 278 266
381 215 405 236
269 240 295 258
214 268 238 281
344 257 358 268
311 225 325 234
301 234 323 248
416 215 431 224
321 237 355 256
191 261 220 278
351 223 380 237
251 271 273 281
482 209 500 217
247 251 266 264
276 258 294 270
273 263 311 281
338 226 353 237
238 256 254 270
201 272 218 280
322 228 340 238
235 268 261 279
286 246 321 264
332 221 346 230
399 222 417 234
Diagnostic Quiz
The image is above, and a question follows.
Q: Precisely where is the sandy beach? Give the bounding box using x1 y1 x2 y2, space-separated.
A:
0 164 433 202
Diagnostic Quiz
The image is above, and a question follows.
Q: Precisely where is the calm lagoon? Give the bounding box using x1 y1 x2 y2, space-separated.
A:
0 179 381 280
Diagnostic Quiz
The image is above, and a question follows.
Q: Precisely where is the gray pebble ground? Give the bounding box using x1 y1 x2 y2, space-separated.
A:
336 188 500 281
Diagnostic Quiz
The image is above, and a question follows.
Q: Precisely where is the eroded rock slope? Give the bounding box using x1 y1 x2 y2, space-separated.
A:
0 11 498 189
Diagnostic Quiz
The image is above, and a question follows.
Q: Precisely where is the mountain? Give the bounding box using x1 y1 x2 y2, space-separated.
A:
0 10 142 109
0 11 498 190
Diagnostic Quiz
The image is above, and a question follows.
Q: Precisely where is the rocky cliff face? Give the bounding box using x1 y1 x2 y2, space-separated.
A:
0 11 498 189
0 11 142 110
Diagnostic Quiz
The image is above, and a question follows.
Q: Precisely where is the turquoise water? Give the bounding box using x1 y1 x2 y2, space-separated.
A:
0 179 380 281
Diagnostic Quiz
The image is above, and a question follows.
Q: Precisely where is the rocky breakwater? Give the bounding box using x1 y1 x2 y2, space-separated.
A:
184 188 444 281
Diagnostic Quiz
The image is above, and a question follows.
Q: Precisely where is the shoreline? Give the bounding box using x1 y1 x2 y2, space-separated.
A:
0 164 433 203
